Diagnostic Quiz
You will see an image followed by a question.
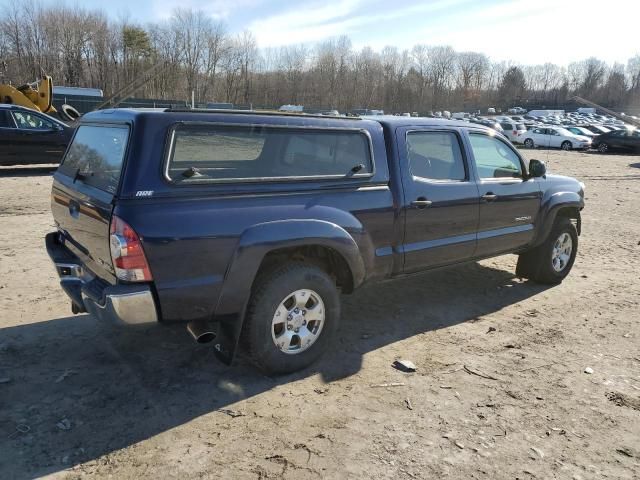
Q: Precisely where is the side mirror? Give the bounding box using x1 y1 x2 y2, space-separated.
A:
528 159 546 178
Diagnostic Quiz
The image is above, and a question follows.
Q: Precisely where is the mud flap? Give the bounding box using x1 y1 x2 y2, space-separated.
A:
211 313 245 365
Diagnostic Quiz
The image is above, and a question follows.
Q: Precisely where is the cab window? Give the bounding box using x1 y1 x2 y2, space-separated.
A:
469 133 523 179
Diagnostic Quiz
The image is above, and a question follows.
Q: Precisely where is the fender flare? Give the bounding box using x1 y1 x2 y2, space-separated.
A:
532 191 583 246
211 219 367 364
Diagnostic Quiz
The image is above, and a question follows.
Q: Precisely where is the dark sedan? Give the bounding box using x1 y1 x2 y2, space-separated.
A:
0 104 74 165
592 129 640 153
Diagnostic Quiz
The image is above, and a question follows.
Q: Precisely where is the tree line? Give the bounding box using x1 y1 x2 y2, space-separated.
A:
1 1 639 113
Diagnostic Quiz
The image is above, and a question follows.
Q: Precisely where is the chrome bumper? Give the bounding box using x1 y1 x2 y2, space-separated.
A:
81 285 158 325
46 231 158 325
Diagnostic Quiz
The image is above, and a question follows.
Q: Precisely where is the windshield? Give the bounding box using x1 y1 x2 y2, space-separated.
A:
58 125 129 194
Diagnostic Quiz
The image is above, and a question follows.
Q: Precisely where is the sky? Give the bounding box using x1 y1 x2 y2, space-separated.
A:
26 0 640 65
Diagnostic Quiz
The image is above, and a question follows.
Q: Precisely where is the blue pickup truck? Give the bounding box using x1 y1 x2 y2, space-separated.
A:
46 109 584 374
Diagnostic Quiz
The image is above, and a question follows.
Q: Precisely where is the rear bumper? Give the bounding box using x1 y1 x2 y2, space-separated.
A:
46 231 158 325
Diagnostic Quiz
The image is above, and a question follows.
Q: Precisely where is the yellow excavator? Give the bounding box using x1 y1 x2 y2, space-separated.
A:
0 74 57 114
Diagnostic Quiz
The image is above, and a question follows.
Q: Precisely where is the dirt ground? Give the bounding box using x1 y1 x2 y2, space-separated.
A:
1 151 639 480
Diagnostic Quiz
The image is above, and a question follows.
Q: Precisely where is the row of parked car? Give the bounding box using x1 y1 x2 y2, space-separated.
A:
467 113 639 153
1 102 638 167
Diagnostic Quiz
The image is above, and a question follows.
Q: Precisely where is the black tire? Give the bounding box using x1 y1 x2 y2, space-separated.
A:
59 104 81 122
243 263 340 375
524 138 534 148
516 217 578 284
598 142 609 153
561 141 572 151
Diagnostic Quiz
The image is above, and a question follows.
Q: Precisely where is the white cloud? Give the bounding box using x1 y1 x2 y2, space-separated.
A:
151 0 263 21
420 0 640 65
249 0 475 48
248 0 364 46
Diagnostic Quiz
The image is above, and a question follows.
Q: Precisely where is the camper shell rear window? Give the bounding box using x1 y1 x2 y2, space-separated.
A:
58 124 129 194
165 123 374 183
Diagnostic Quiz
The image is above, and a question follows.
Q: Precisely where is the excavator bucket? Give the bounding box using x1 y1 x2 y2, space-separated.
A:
0 75 56 114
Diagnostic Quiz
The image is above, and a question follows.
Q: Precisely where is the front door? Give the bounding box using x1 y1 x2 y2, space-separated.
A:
466 131 541 257
11 110 67 164
397 127 480 273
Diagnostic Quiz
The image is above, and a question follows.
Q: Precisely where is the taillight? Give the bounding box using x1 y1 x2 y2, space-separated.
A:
109 215 153 282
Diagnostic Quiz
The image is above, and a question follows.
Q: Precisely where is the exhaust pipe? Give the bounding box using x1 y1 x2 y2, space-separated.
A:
187 321 217 344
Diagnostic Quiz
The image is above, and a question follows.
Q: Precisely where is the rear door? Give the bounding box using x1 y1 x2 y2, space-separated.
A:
52 124 130 282
547 128 563 148
466 131 541 256
397 127 480 272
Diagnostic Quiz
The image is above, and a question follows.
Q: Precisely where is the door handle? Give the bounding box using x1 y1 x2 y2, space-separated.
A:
481 193 498 202
411 197 432 208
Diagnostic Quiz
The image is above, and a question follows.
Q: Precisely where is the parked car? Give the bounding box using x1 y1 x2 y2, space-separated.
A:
521 126 592 150
0 104 74 165
46 109 585 374
592 128 640 153
565 126 597 138
499 121 527 143
351 108 384 116
584 125 611 134
470 118 504 132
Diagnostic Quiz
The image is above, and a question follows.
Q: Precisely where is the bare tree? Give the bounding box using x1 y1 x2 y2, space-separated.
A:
1 3 638 114
427 45 456 109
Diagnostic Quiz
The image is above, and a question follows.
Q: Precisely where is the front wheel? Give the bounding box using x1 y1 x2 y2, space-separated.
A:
516 217 578 284
524 138 534 148
561 141 572 151
242 263 340 375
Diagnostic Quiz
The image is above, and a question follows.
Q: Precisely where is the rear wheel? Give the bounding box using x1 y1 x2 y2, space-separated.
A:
524 138 534 148
243 263 340 375
598 142 609 153
561 141 572 151
516 217 578 284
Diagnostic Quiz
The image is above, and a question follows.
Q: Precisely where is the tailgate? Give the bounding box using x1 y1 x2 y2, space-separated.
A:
51 124 130 283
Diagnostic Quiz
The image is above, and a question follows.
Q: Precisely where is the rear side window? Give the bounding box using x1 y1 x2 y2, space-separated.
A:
0 110 15 128
406 131 466 181
500 123 512 131
167 124 372 182
516 124 526 130
59 125 129 194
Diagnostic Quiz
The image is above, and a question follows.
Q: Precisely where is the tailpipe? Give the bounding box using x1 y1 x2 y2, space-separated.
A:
187 321 217 344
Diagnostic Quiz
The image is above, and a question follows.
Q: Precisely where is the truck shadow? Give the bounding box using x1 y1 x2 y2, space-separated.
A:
0 261 548 478
0 165 57 177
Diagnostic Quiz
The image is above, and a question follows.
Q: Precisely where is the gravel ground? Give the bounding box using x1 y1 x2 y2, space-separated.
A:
0 150 639 479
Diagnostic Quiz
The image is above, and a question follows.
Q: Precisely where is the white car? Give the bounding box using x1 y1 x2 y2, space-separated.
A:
522 127 592 150
498 121 527 143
